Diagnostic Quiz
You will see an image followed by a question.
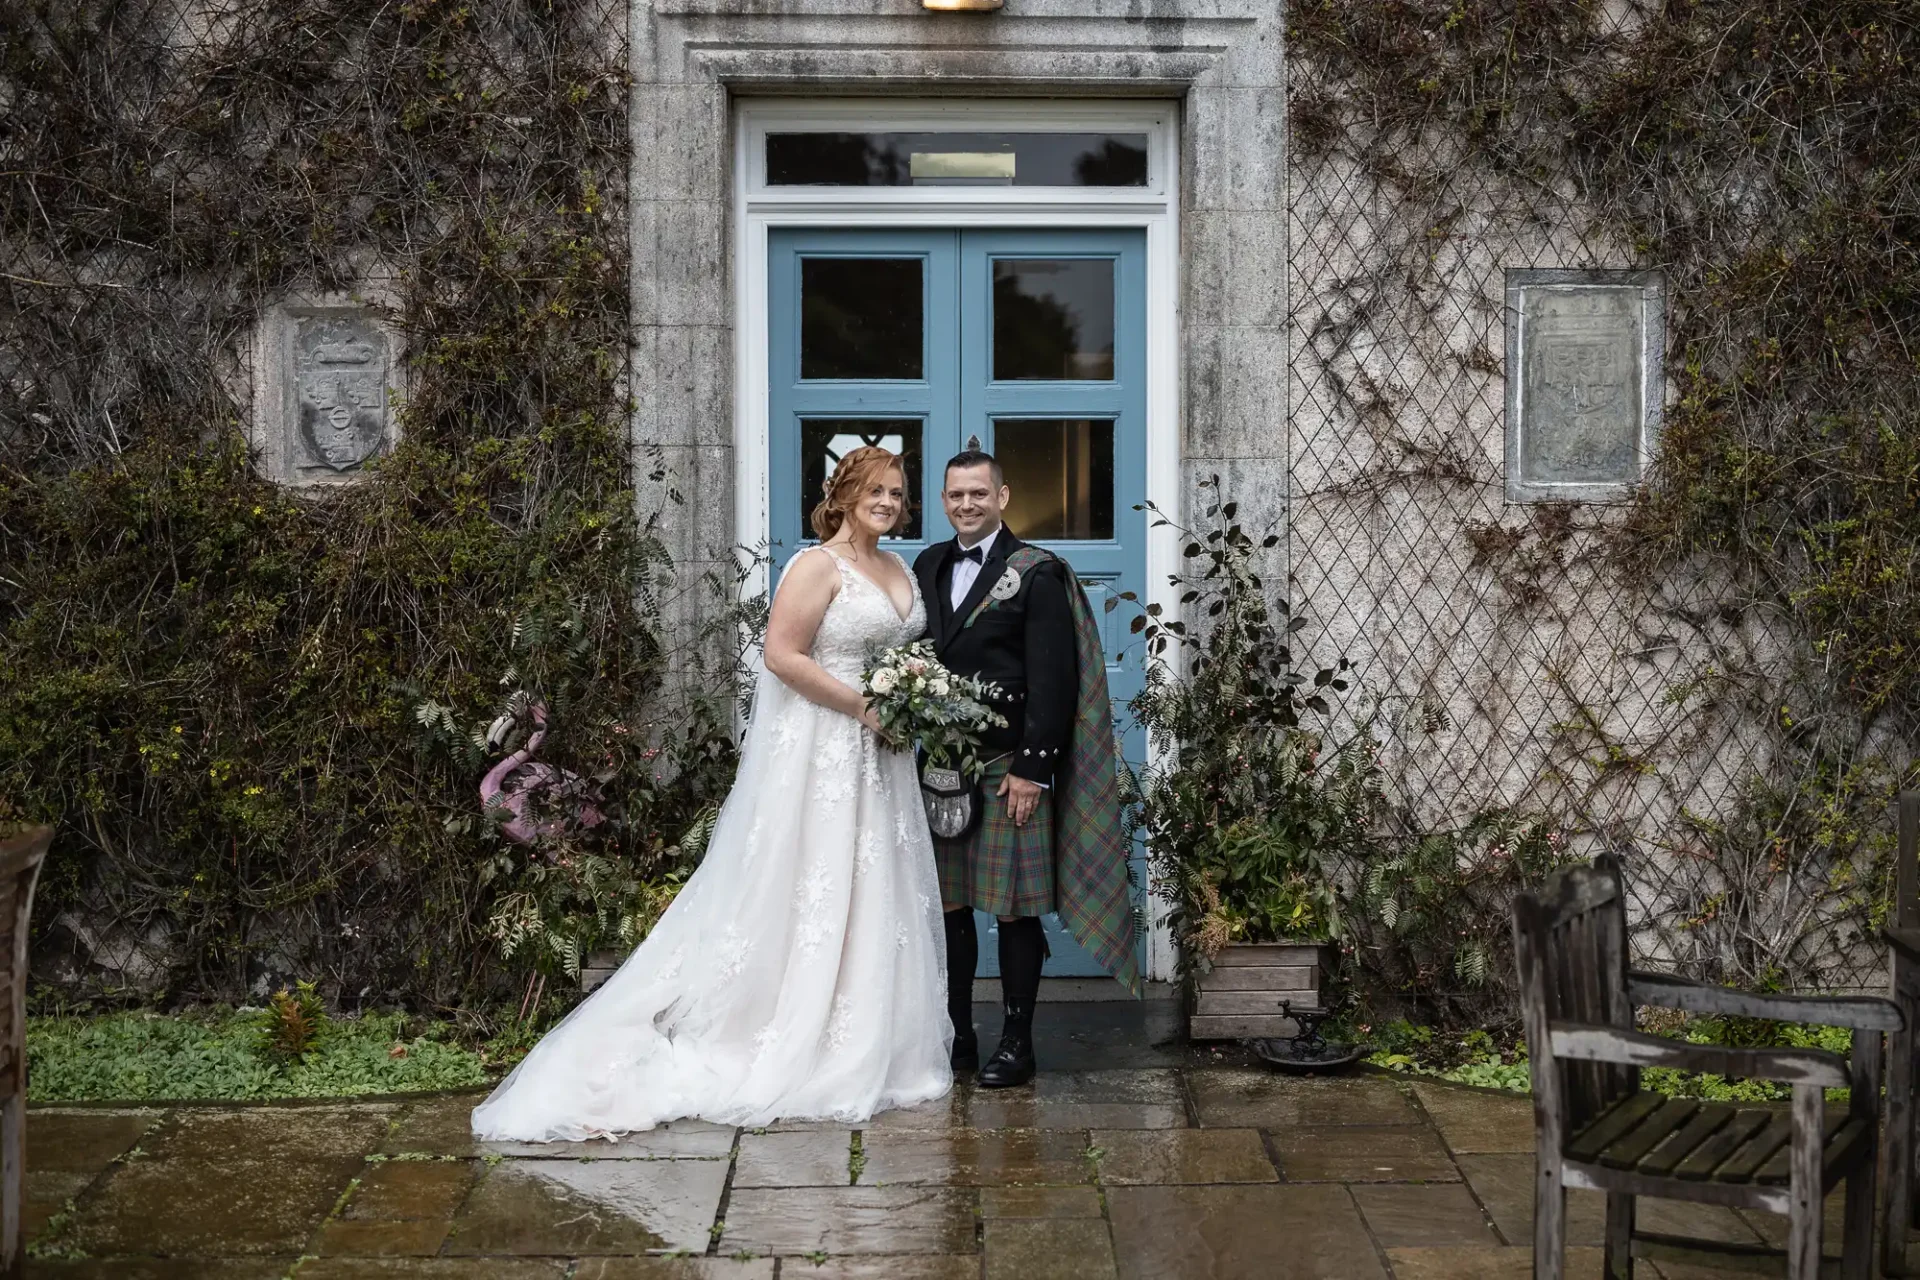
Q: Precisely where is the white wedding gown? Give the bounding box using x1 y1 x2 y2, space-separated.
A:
472 547 952 1140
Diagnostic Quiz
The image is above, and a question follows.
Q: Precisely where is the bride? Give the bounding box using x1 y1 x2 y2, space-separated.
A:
472 446 952 1140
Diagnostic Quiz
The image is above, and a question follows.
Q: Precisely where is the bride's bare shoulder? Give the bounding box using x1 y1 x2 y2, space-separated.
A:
774 546 841 600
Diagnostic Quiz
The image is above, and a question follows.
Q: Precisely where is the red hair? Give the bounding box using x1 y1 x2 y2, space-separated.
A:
811 445 910 540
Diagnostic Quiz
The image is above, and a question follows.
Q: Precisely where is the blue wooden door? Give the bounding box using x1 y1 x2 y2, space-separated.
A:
769 227 1148 981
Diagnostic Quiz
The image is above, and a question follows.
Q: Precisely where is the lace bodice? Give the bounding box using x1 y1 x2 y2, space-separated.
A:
808 548 927 682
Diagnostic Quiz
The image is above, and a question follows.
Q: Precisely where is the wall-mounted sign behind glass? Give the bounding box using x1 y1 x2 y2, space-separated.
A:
801 257 924 380
801 419 924 541
768 132 1148 188
993 259 1116 381
996 419 1114 540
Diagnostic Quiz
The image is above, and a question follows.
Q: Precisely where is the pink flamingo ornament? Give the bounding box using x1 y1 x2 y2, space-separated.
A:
479 702 606 844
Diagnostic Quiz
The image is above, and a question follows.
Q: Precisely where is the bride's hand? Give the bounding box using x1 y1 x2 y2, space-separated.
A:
857 707 886 737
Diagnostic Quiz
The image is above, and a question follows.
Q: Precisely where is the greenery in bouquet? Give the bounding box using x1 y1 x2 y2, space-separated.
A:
862 640 1008 780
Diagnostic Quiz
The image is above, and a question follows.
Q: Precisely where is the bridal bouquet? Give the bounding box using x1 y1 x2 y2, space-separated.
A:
861 640 1008 780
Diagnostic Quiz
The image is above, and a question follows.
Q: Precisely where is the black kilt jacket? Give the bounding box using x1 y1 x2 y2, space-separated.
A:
913 530 1077 786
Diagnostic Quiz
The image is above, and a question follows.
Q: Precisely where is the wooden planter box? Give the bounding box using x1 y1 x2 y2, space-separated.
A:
1187 941 1332 1041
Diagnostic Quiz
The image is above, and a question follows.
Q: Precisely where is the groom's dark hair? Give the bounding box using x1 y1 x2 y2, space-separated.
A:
943 449 1004 488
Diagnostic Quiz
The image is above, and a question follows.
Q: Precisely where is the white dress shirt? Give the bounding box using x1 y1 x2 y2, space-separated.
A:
948 526 1002 613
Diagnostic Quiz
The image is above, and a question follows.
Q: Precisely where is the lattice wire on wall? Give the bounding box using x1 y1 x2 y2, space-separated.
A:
1283 27 1888 999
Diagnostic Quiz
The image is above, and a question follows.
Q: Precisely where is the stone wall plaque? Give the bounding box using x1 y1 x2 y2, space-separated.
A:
1504 270 1664 502
250 301 397 488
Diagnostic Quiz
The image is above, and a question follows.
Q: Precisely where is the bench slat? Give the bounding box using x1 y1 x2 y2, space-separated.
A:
1597 1098 1699 1170
1673 1110 1773 1181
1637 1103 1735 1176
1566 1092 1667 1163
1713 1112 1794 1184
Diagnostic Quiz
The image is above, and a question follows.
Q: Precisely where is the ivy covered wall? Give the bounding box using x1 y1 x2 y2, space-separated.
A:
0 0 739 1006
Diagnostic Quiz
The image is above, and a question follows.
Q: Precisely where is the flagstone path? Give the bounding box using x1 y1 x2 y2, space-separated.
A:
23 1007 1897 1279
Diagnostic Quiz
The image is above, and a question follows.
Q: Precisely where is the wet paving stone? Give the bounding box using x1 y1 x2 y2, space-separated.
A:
860 1128 1092 1186
346 1157 477 1219
1408 1082 1535 1154
773 1258 979 1280
986 1217 1117 1279
24 1261 299 1280
718 1186 977 1255
966 1070 1187 1130
572 1261 777 1279
444 1156 728 1255
1382 1245 1606 1279
733 1129 855 1187
967 1096 1186 1130
863 1090 969 1130
314 1217 452 1255
1108 1183 1387 1279
1456 1152 1766 1251
1456 1153 1601 1245
384 1093 735 1159
1348 1184 1498 1247
1271 1125 1457 1183
1735 1190 1848 1259
26 1169 92 1240
64 1107 389 1256
27 1110 164 1173
294 1263 570 1280
1187 1070 1418 1129
1093 1128 1277 1185
980 1185 1105 1218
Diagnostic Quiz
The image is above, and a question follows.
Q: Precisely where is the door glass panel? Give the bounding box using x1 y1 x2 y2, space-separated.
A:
992 259 1115 381
995 419 1114 540
800 419 923 541
801 257 923 380
767 132 1149 187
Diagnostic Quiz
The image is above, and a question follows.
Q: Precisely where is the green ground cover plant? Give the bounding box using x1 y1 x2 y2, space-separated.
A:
27 1006 496 1103
1363 1015 1857 1103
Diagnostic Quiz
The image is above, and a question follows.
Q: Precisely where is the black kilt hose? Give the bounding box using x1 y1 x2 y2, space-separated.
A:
913 531 1077 918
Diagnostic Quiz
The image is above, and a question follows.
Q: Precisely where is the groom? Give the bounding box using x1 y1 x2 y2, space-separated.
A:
914 448 1140 1088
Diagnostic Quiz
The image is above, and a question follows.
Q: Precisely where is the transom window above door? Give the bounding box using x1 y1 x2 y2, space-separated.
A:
767 132 1149 188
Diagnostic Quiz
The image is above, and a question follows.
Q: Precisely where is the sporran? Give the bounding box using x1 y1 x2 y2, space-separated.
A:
920 760 982 842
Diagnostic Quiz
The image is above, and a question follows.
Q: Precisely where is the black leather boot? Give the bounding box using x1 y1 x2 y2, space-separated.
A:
978 916 1044 1088
943 908 979 1070
977 997 1037 1088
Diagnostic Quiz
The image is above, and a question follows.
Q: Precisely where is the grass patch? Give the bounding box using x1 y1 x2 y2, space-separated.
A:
28 1008 498 1103
1362 1015 1858 1103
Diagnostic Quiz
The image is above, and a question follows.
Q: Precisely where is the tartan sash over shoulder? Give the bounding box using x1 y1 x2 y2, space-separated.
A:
989 546 1142 995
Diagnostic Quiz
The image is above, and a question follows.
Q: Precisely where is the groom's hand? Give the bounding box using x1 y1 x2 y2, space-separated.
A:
998 774 1044 826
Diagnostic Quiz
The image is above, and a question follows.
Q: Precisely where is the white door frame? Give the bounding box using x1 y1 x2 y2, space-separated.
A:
731 97 1182 983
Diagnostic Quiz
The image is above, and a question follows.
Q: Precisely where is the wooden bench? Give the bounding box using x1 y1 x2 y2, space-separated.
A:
0 826 52 1280
1883 791 1920 1275
1514 852 1897 1280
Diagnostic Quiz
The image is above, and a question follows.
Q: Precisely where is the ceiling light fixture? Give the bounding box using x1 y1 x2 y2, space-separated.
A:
923 0 1004 11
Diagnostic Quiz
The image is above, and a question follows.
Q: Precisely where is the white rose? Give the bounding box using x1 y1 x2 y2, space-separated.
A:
929 676 950 696
870 668 898 694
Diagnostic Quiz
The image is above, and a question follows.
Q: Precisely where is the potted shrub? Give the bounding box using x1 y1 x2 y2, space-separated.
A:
1126 482 1380 1039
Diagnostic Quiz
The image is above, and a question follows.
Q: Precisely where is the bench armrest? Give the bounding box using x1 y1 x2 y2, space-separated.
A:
1628 972 1902 1032
1549 1022 1851 1088
1885 926 1920 964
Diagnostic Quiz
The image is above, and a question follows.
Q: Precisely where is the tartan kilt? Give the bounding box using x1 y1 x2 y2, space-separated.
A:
934 754 1055 918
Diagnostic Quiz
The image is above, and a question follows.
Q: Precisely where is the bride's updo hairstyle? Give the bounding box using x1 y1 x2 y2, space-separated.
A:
811 445 911 541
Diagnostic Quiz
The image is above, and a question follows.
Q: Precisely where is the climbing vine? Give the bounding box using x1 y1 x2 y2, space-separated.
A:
0 0 741 1006
1286 0 1919 1000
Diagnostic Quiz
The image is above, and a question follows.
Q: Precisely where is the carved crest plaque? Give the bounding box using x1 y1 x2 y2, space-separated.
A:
1505 271 1664 502
292 314 388 473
